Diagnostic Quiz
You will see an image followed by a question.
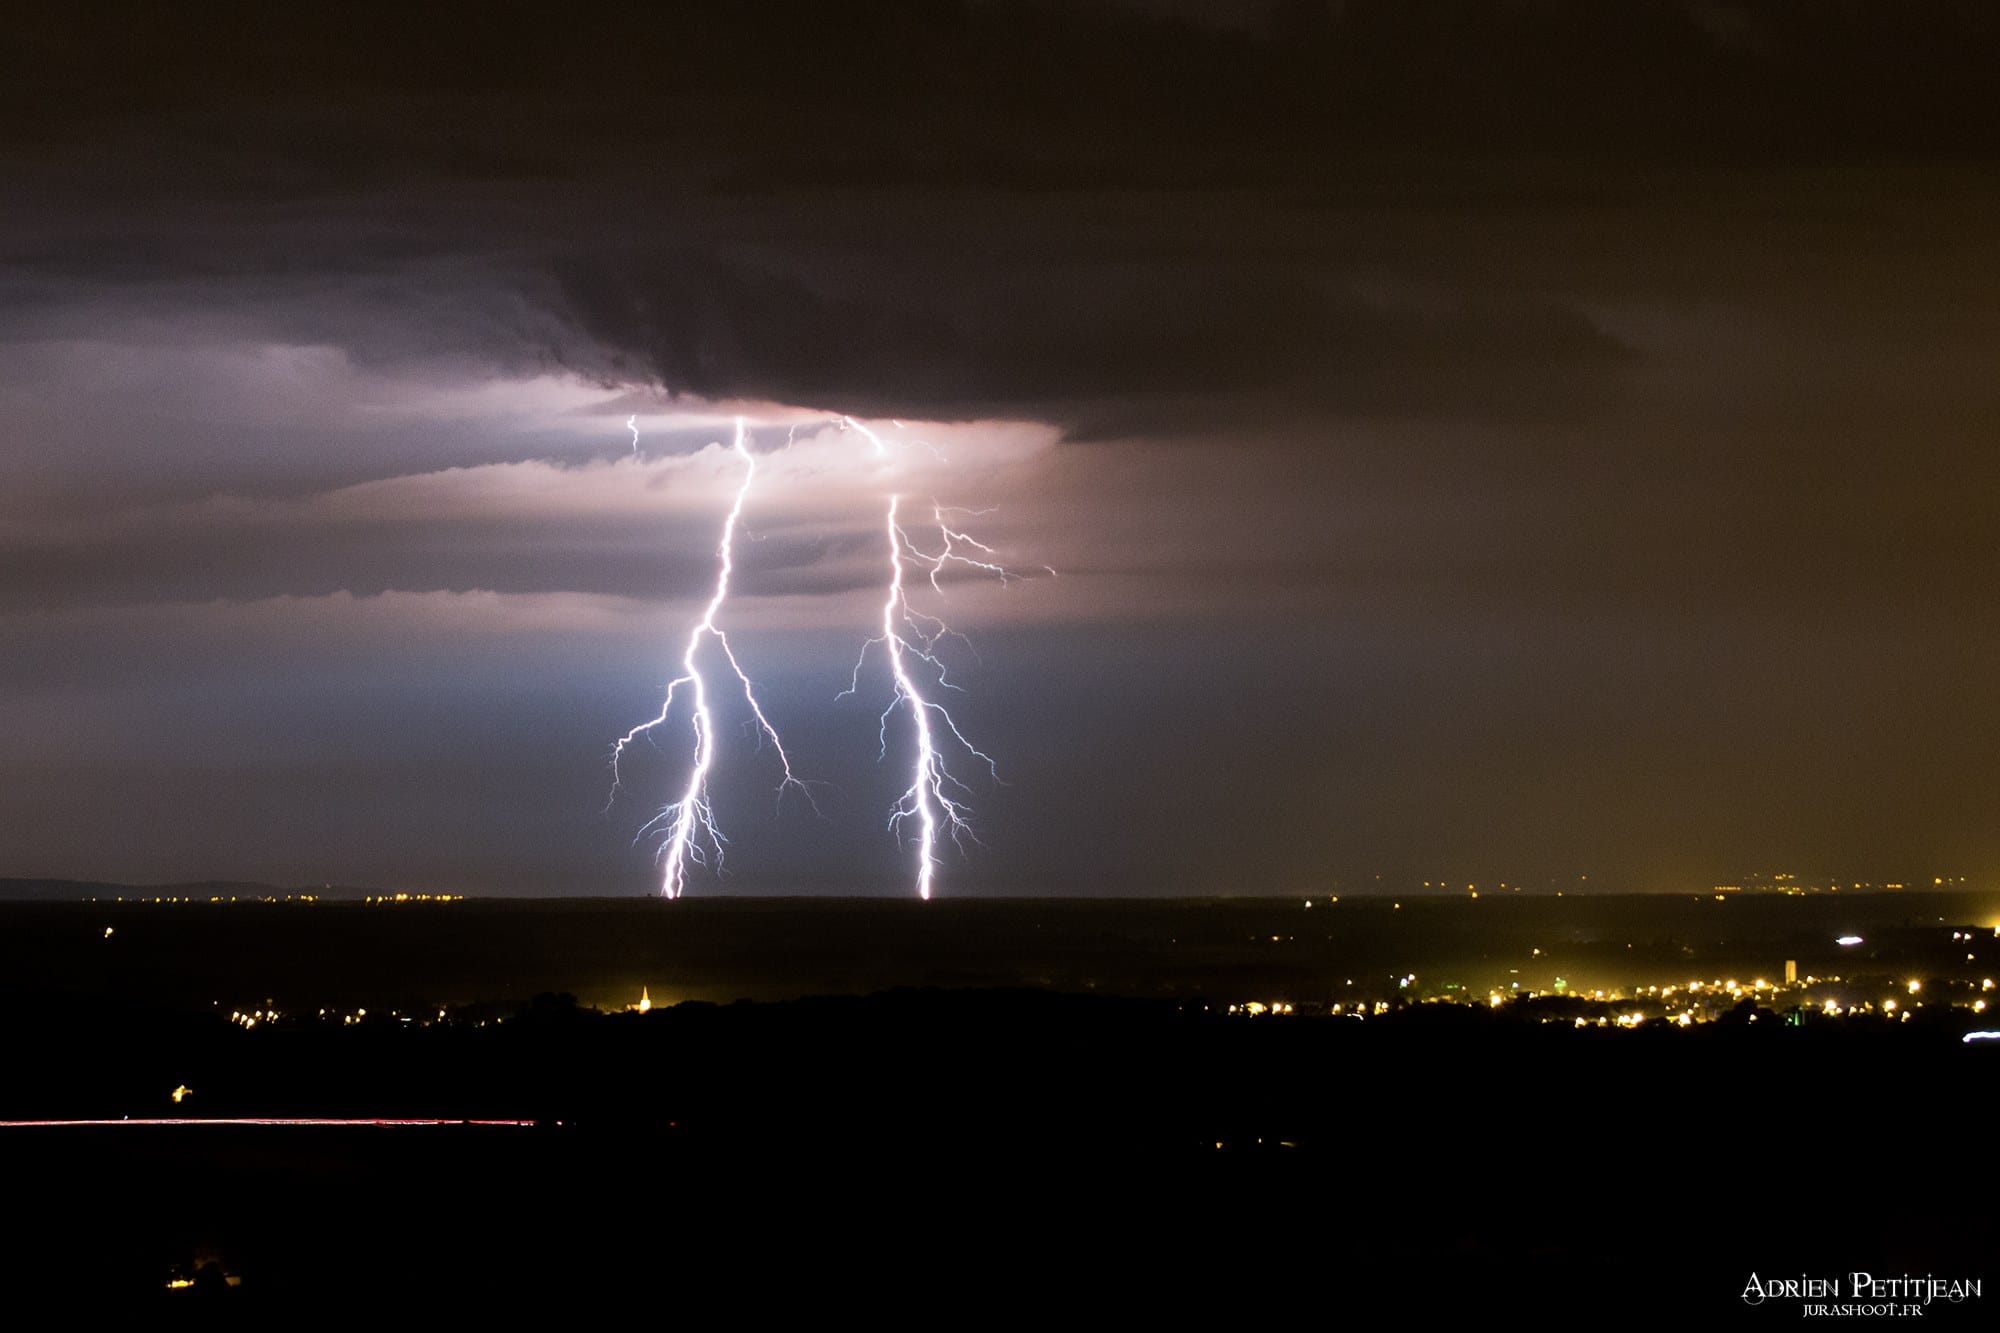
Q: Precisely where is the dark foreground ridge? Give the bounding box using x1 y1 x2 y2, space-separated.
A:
3 985 1992 1316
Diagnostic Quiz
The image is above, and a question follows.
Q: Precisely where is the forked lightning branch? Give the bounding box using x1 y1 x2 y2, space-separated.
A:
611 416 1041 899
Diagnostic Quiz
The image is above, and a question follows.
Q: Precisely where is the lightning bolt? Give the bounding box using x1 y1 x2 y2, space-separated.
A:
841 414 889 457
609 412 1040 900
843 491 1027 899
611 416 810 897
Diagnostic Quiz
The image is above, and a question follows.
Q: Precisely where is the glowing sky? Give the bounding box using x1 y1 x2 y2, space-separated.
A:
2 2 1996 893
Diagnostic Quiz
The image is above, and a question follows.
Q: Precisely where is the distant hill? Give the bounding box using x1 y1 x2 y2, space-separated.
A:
0 877 377 902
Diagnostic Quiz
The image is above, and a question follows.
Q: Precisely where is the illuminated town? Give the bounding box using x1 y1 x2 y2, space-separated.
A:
136 899 1993 1039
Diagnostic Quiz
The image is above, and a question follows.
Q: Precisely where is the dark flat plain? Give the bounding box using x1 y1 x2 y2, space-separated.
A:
5 889 1994 1009
1 893 1992 1315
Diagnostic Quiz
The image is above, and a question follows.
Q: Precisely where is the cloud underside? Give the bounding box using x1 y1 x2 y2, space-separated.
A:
8 1 1999 436
3 3 1999 890
4 1 1997 634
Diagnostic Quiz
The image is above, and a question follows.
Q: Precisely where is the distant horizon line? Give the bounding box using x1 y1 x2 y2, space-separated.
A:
0 873 1991 905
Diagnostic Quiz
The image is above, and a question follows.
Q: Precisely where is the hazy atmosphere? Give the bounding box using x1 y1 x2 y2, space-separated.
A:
5 1 1997 894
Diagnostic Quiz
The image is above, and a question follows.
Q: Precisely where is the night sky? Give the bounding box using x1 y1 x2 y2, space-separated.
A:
3 1 1996 895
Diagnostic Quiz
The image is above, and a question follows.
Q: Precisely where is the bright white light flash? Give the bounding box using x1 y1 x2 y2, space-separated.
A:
611 417 810 897
842 491 1029 899
842 415 889 457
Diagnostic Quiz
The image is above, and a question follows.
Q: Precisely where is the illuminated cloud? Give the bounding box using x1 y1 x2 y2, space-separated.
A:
2 2 1997 892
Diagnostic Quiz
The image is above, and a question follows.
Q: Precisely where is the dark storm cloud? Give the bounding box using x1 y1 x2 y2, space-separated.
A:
7 1 1998 432
553 250 1633 428
4 2 2000 893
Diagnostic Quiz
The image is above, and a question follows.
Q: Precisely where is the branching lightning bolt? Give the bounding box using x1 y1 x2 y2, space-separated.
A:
608 412 1042 901
610 416 810 898
841 490 1031 899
